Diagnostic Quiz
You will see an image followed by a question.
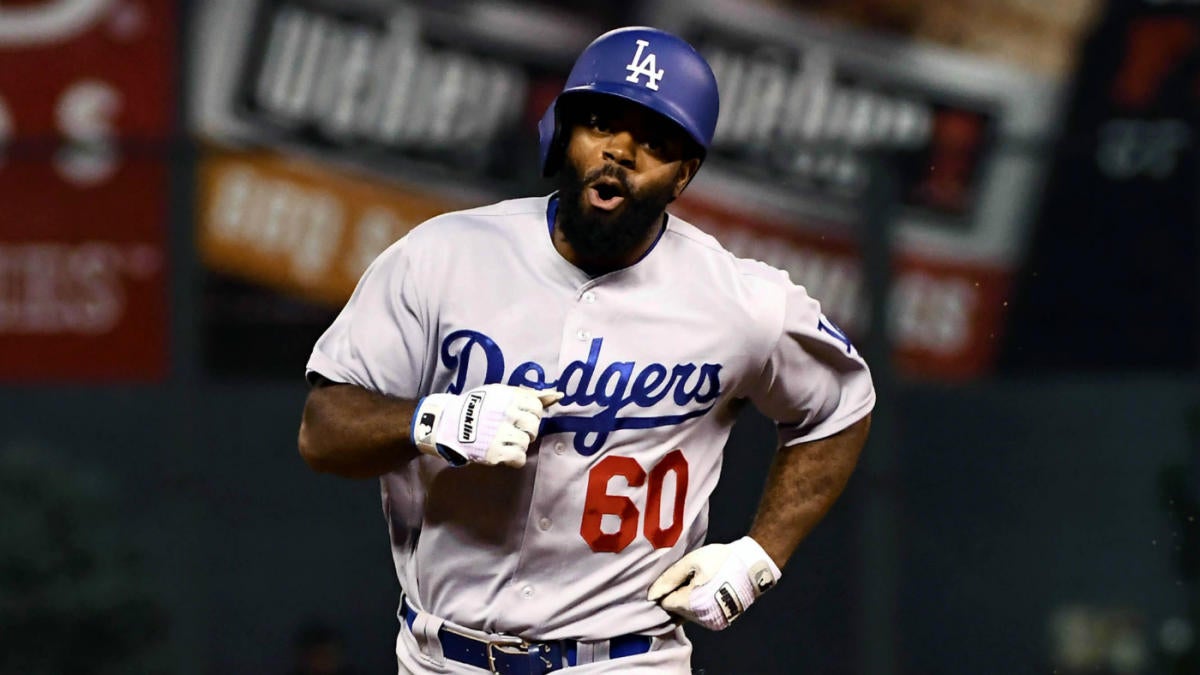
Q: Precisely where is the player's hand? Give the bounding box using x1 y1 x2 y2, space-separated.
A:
647 536 782 631
411 385 562 468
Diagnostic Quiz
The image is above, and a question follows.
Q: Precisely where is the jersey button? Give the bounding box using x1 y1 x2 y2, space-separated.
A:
582 291 596 304
576 329 590 341
538 517 552 531
521 585 535 598
554 442 566 455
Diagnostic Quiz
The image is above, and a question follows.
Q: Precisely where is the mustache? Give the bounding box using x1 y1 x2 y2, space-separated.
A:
582 164 632 194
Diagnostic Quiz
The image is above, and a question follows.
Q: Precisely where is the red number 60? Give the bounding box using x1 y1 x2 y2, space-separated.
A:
580 449 689 553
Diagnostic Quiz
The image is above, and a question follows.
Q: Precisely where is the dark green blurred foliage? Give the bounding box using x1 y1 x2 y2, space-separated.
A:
0 445 170 674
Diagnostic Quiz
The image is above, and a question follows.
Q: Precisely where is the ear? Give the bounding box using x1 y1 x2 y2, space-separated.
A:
672 158 702 198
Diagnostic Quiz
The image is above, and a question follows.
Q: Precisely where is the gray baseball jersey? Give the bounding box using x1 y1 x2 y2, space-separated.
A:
306 194 874 644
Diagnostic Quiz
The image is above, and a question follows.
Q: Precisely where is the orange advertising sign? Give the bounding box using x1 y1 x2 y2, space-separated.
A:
197 151 472 305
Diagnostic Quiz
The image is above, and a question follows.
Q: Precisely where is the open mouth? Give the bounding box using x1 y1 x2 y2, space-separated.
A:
587 178 626 211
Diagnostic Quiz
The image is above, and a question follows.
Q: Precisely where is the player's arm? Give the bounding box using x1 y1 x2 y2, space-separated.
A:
299 374 563 479
747 413 871 567
651 278 874 631
299 233 562 479
648 415 870 630
298 375 422 479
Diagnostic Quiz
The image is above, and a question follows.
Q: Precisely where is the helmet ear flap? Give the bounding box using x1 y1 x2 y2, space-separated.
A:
538 100 568 177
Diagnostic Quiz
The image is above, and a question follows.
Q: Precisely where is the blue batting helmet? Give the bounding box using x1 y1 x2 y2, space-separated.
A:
538 26 720 176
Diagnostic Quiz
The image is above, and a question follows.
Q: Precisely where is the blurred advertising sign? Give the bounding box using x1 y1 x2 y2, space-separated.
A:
191 0 595 304
648 0 1065 379
797 0 1103 77
0 0 172 381
198 152 458 305
999 4 1200 371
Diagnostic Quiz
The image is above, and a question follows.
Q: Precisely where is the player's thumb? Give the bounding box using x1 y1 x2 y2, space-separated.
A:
537 390 564 408
648 557 697 602
498 450 527 469
658 587 695 616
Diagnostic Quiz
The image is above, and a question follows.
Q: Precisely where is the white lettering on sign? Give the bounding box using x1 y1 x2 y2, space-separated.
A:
0 242 160 334
252 7 527 150
0 81 123 184
708 45 931 150
705 44 932 193
0 0 114 47
56 79 121 186
625 39 664 91
211 167 346 281
1096 118 1192 180
891 272 974 354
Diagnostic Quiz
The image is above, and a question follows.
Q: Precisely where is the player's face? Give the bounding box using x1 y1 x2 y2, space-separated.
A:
556 97 700 263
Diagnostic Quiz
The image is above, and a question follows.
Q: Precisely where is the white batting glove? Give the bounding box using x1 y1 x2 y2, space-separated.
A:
411 385 562 468
647 536 782 631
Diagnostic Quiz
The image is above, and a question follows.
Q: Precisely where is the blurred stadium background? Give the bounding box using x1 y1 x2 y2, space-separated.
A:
0 0 1197 673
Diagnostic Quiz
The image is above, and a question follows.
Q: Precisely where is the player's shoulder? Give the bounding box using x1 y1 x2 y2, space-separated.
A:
664 213 792 289
664 213 829 349
663 213 799 351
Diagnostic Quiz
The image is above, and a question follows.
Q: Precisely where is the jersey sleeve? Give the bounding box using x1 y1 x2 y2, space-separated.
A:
748 281 876 448
305 235 428 398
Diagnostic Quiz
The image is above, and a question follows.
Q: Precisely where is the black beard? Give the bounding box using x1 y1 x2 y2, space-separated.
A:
556 161 676 264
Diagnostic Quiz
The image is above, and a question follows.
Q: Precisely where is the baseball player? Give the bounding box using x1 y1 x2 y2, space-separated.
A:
299 26 874 674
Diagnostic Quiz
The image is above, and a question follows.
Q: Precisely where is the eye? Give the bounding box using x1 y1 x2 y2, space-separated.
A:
587 113 611 133
643 138 665 153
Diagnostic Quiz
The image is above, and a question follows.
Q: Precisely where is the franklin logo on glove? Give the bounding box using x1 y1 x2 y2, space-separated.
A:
458 391 485 443
716 584 743 623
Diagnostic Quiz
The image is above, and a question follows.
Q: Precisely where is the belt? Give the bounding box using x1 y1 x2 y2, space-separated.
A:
401 595 652 674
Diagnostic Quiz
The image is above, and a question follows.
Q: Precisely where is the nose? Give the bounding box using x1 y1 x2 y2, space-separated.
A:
601 131 637 170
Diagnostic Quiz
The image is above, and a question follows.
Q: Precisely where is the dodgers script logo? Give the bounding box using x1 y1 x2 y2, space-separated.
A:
441 330 721 455
625 39 664 91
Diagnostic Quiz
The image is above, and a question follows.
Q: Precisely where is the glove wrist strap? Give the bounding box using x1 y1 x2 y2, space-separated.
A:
412 395 468 466
732 536 782 593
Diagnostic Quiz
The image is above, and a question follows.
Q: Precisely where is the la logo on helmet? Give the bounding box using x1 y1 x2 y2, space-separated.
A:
625 39 665 91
